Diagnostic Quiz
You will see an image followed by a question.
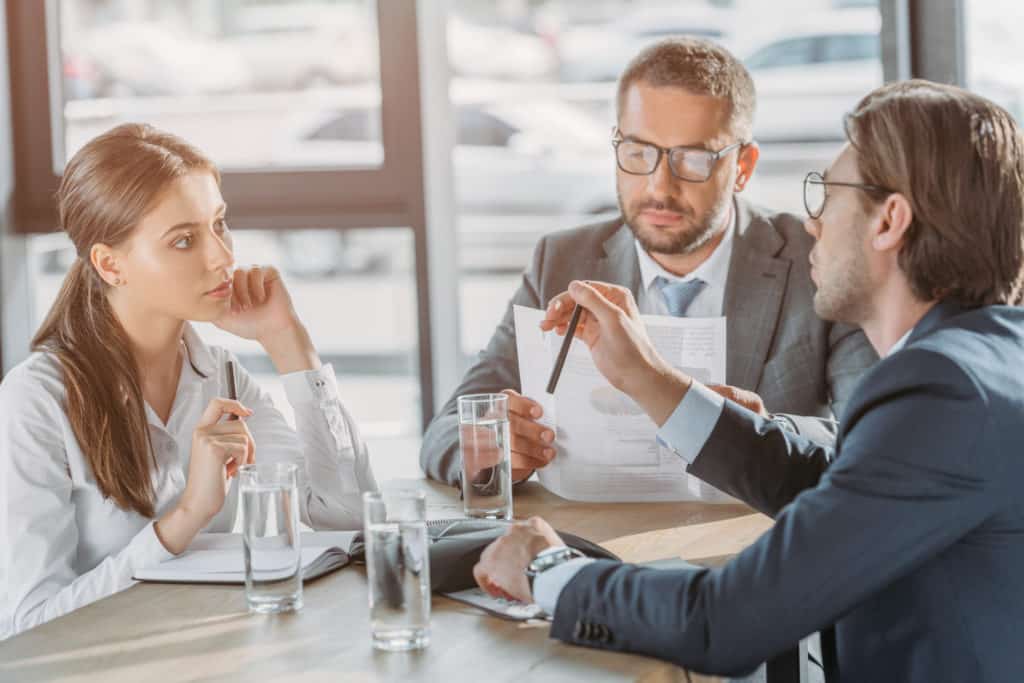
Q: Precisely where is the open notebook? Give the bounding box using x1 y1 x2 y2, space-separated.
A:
133 531 358 584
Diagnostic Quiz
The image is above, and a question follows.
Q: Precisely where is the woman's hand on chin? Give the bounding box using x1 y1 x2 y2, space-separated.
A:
215 265 321 374
214 265 300 343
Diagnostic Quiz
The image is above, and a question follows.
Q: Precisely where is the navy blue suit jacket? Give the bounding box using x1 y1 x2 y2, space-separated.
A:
550 301 1024 682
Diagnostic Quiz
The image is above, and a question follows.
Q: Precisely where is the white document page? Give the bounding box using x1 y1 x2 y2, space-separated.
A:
133 531 357 583
513 305 733 502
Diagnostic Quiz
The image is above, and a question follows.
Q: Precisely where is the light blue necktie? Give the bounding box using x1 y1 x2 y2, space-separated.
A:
655 276 707 317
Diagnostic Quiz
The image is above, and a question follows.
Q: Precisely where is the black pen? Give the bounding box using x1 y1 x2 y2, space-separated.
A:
546 304 583 394
226 360 239 420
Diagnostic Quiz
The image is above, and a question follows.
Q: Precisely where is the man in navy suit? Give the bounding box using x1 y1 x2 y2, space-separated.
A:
473 79 1024 682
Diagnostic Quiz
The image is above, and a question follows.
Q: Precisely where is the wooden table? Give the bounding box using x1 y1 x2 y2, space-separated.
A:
0 479 772 683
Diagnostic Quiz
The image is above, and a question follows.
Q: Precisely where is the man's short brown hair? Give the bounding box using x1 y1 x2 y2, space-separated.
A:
846 79 1024 306
616 37 756 141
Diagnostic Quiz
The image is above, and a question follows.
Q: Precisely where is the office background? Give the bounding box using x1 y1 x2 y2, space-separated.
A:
0 0 1016 477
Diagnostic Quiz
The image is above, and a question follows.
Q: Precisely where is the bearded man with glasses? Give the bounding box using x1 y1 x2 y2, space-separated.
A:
421 37 877 502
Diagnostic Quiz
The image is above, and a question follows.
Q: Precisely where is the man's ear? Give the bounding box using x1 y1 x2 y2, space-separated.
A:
871 193 913 253
734 141 760 193
90 243 124 287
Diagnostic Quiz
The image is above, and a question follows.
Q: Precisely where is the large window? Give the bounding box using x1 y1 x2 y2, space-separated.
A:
448 0 884 366
964 0 1024 122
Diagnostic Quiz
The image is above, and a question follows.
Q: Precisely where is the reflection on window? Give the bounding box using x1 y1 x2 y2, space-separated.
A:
457 107 518 147
820 34 880 63
744 38 818 69
447 0 883 364
57 0 383 171
965 0 1024 122
28 228 420 461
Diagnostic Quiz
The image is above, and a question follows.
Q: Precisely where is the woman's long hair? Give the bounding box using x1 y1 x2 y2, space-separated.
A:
32 123 219 517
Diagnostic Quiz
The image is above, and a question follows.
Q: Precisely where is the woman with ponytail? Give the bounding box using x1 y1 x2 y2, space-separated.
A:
0 124 378 639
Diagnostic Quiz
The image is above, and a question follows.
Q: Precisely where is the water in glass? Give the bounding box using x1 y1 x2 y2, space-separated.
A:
366 519 431 650
242 482 302 613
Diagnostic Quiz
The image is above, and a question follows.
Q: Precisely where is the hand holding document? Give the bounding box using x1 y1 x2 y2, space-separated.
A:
514 298 732 502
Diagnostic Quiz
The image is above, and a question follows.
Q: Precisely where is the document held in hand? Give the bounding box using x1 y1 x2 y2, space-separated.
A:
133 531 358 584
513 304 733 502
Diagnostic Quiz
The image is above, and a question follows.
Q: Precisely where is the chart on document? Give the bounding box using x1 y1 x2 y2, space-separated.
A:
513 305 734 503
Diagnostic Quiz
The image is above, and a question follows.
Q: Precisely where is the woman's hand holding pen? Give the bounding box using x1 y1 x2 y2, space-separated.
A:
213 265 320 374
540 280 691 428
155 398 254 555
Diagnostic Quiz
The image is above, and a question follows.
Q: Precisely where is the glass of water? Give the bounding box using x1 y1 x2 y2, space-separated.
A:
363 490 431 651
458 393 513 520
240 462 302 614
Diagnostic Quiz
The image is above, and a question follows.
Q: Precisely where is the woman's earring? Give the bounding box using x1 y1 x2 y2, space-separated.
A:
113 278 122 286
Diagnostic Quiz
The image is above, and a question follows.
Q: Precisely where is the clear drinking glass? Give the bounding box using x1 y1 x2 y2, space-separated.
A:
240 462 302 613
363 490 431 651
458 393 513 520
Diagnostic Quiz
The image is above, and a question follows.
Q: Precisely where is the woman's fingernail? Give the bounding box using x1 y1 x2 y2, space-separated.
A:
544 448 555 458
542 431 553 443
531 407 542 418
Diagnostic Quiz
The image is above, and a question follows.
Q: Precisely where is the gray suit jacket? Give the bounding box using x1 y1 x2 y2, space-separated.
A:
421 198 878 485
551 300 1024 682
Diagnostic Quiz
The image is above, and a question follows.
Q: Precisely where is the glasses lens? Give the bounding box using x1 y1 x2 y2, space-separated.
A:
669 148 714 181
616 141 659 174
804 176 826 217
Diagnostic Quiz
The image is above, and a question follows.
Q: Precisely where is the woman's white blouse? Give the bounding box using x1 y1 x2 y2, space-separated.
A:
0 325 378 640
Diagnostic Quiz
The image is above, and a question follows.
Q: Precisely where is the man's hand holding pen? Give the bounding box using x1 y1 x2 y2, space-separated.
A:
539 280 691 428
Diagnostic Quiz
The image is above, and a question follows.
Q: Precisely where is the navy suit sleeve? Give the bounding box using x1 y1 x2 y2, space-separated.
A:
550 349 999 676
687 402 834 517
419 236 548 485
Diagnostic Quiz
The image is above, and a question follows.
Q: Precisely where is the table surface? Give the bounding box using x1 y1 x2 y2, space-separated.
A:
0 478 773 683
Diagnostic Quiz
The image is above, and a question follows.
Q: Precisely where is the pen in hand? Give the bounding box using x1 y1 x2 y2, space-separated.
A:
546 304 583 394
226 360 239 421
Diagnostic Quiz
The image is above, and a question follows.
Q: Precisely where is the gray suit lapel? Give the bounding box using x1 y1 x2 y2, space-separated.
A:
723 199 792 390
596 221 643 296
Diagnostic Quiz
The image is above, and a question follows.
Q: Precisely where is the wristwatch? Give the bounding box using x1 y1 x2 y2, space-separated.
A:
525 545 585 593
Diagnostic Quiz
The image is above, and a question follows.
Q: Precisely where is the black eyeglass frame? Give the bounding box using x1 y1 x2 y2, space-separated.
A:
611 127 748 183
803 171 894 219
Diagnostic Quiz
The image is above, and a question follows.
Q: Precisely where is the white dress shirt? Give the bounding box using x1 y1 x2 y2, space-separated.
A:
0 324 377 640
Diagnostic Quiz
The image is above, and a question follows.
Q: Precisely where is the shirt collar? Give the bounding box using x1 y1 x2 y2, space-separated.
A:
181 323 218 378
887 327 913 356
635 206 736 293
